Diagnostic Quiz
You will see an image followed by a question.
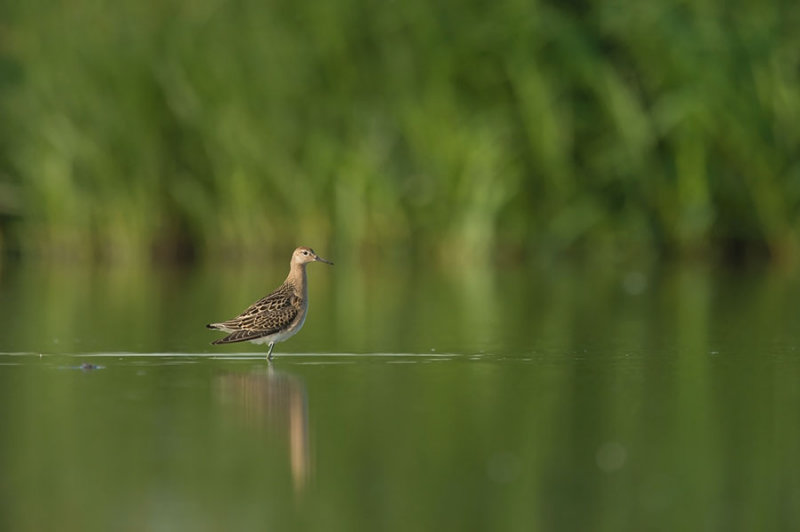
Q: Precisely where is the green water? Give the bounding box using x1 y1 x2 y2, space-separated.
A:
1 261 800 531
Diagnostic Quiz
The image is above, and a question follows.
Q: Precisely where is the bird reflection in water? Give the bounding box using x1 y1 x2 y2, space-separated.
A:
215 367 310 494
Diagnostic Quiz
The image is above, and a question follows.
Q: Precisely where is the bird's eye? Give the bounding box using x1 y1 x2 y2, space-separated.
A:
303 251 309 255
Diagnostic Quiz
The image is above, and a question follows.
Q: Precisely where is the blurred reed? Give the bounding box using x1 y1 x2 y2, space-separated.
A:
0 0 799 264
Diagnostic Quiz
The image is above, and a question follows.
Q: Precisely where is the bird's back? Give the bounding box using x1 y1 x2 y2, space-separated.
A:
207 281 305 343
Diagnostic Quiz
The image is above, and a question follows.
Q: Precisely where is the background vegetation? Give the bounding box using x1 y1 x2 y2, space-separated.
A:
1 0 799 264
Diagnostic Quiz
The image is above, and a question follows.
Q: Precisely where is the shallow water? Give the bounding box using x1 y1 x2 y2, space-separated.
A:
1 261 800 531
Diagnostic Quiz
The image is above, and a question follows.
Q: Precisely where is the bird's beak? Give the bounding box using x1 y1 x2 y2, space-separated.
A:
315 255 334 265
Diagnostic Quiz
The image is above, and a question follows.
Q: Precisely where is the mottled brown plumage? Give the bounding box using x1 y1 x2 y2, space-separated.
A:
210 283 301 342
207 246 333 360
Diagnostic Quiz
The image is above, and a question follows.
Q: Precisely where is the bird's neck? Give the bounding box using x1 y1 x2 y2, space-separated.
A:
286 262 308 298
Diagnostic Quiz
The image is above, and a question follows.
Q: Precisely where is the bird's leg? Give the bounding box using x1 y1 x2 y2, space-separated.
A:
266 342 275 362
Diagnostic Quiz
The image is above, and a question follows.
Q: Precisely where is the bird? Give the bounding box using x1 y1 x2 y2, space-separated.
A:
207 246 333 360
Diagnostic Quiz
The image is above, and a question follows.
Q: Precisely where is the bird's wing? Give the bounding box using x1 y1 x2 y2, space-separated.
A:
248 304 300 333
215 284 302 335
211 329 269 345
211 306 300 344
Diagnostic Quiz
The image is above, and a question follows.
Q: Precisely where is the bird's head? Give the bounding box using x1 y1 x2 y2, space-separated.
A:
292 246 334 266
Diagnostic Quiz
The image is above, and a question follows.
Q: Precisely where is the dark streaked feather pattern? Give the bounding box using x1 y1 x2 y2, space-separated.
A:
211 329 269 345
209 281 303 344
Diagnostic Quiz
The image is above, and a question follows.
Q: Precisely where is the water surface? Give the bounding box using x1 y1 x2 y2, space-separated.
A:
1 261 799 531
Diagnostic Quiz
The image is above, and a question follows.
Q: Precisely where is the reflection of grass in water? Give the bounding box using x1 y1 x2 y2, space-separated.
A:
2 0 800 263
3 264 800 528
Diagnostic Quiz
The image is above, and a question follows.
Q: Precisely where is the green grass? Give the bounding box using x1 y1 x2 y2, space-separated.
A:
1 0 799 264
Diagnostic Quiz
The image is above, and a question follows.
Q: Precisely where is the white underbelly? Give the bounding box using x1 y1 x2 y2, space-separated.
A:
249 310 308 345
